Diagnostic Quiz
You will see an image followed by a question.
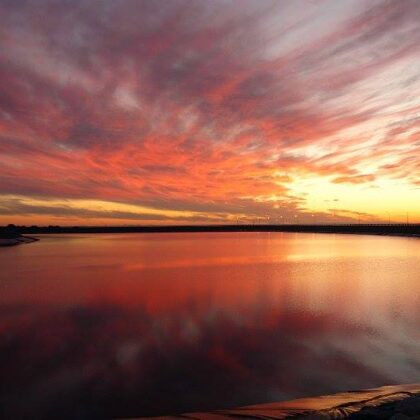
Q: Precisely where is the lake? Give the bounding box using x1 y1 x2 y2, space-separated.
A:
0 232 419 418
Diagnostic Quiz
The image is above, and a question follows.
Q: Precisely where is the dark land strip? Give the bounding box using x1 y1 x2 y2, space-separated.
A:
1 223 419 237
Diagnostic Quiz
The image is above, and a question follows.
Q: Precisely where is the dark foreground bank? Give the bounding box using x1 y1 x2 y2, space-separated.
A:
1 223 420 238
139 384 420 419
0 231 38 247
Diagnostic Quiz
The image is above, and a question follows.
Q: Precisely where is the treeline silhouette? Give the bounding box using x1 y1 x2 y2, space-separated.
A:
1 223 419 237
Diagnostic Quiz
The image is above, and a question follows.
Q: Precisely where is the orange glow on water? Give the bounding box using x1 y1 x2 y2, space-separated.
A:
1 233 419 416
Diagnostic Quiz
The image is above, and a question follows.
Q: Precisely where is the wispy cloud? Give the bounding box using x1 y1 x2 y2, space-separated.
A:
0 0 419 224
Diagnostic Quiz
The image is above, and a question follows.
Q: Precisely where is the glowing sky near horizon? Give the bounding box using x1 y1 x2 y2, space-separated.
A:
0 0 419 225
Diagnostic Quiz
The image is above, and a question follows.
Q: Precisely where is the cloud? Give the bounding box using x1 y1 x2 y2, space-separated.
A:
332 174 376 184
0 0 419 223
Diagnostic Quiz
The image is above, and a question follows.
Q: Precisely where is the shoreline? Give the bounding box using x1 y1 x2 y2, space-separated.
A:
0 235 39 247
1 224 419 240
139 383 420 419
1 225 418 247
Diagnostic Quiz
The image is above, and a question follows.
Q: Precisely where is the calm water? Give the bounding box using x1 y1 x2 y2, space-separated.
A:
1 232 419 418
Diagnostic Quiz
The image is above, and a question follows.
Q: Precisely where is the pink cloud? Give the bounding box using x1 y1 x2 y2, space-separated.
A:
0 0 419 223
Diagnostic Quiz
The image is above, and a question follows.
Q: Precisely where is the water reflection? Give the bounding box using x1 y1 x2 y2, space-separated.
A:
0 233 419 418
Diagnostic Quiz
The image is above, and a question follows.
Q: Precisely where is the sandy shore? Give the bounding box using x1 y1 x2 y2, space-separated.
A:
138 384 420 419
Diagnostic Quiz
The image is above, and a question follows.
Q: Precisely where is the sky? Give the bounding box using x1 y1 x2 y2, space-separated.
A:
0 0 419 225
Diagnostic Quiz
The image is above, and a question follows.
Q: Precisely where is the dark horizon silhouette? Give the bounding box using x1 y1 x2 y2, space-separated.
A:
1 222 419 238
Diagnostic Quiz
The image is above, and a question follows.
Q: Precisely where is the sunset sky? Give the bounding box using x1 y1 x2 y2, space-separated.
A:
0 0 419 225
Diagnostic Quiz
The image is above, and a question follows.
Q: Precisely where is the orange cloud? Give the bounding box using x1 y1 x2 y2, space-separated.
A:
0 0 419 224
